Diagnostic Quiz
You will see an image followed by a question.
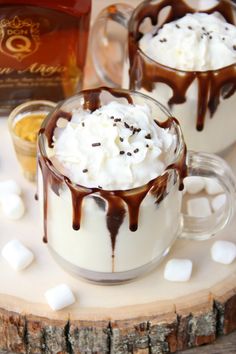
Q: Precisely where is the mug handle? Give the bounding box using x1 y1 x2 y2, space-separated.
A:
181 151 236 241
91 4 133 86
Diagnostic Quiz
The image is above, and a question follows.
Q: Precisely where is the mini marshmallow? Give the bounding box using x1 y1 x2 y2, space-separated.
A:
187 197 212 217
44 284 76 311
1 239 34 271
0 179 21 197
164 259 193 282
1 194 25 220
211 240 236 265
205 178 224 195
184 176 205 194
211 194 226 212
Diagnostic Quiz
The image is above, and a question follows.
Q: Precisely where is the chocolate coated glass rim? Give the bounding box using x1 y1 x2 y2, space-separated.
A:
38 87 186 193
127 0 236 131
129 0 236 73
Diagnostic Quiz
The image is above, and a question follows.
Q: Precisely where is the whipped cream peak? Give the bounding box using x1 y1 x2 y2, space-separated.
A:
139 12 236 71
50 102 177 190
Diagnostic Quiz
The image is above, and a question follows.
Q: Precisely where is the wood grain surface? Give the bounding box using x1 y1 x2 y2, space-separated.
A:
1 330 235 354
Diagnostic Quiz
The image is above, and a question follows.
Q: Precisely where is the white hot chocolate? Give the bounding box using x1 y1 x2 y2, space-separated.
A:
123 12 236 153
38 99 183 277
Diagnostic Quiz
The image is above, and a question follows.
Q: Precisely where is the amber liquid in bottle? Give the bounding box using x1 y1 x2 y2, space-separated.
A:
0 0 91 114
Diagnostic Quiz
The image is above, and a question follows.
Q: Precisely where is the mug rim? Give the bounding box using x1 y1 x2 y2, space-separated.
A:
38 87 186 193
128 0 236 74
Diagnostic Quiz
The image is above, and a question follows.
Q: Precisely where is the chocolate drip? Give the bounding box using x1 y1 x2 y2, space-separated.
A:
116 186 151 232
157 117 187 188
82 86 133 112
128 0 236 130
38 87 187 270
40 109 72 148
65 178 93 230
101 193 126 270
38 154 63 243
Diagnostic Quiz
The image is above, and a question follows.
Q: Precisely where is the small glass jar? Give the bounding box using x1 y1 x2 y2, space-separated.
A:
8 100 56 181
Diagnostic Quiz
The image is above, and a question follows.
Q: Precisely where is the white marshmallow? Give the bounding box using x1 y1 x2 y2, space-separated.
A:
164 259 193 282
0 179 21 198
44 284 76 311
211 194 226 212
1 194 25 220
184 176 205 194
211 240 236 265
187 197 212 217
205 178 224 195
1 239 34 271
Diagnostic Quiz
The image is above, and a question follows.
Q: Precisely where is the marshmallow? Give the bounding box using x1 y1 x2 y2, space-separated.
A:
1 194 25 220
211 194 226 212
205 178 224 195
44 284 76 311
211 240 236 265
187 197 212 217
0 179 21 198
1 239 34 271
184 176 205 194
164 259 193 282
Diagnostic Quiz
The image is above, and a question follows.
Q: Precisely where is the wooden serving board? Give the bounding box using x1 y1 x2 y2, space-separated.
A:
1 116 236 354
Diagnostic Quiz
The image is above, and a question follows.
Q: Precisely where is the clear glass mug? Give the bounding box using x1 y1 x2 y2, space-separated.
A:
37 87 236 283
91 0 236 154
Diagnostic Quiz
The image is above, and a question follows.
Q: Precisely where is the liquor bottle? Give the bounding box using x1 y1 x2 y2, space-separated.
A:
0 0 92 115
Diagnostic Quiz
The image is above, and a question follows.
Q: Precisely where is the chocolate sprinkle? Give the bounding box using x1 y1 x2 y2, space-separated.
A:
114 118 121 122
124 122 130 129
145 134 151 139
120 151 125 155
176 24 180 29
82 169 88 173
188 26 192 30
233 45 236 50
92 142 101 147
134 148 139 153
127 152 132 156
120 137 124 142
82 122 85 127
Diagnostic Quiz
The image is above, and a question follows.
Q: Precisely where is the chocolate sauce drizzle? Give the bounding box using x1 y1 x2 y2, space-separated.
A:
128 0 236 130
38 87 187 271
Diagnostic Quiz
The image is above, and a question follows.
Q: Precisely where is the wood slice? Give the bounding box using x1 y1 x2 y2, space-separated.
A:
1 108 236 353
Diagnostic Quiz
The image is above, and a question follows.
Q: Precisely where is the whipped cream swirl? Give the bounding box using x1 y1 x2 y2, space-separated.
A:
139 12 236 71
50 102 176 190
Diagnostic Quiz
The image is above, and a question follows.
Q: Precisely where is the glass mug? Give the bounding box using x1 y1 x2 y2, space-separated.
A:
91 0 236 154
37 87 236 283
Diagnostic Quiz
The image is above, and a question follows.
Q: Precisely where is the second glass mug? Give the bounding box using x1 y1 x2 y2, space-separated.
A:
91 0 236 154
37 87 236 283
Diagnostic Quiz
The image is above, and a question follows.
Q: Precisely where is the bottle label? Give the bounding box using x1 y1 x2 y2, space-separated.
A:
0 16 40 62
0 4 91 114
